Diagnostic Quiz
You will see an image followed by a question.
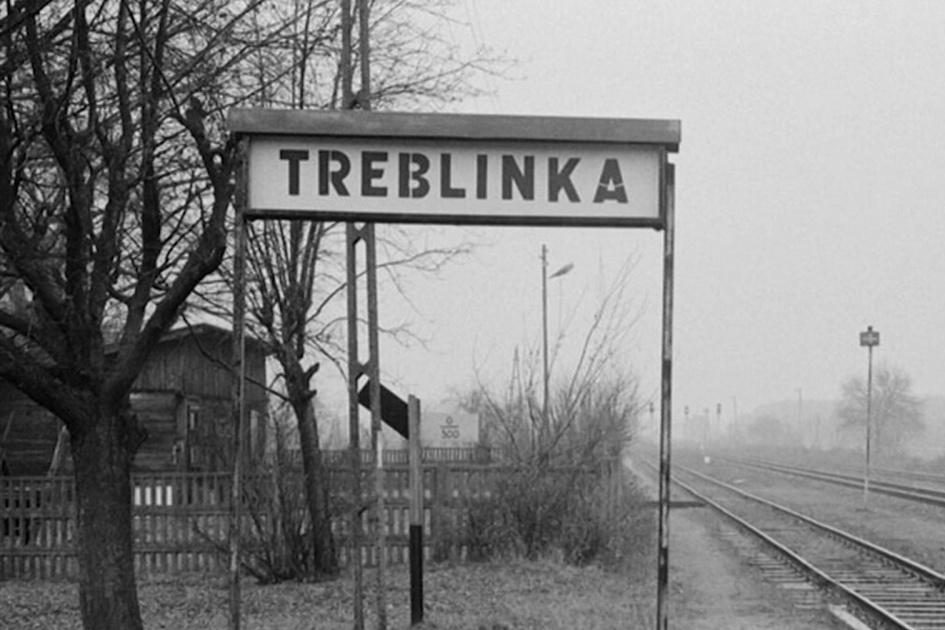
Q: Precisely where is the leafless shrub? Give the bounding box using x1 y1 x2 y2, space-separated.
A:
457 261 651 567
239 409 333 583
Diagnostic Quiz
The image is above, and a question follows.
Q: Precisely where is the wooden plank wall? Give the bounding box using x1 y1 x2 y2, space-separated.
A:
0 455 618 580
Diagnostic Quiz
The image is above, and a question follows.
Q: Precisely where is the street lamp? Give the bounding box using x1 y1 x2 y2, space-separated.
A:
859 325 880 507
541 244 573 439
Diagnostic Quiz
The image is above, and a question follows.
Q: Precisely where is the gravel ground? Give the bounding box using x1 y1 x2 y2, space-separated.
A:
1 456 855 629
0 515 844 630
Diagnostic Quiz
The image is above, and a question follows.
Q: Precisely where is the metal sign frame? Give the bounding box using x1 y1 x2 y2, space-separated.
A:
229 108 680 630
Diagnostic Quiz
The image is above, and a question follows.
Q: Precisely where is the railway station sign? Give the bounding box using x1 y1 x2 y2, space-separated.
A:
228 109 679 228
229 107 682 630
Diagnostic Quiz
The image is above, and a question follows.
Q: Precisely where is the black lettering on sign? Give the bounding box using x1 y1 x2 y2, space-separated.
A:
594 158 628 203
279 150 310 196
440 154 466 199
476 154 488 199
318 150 350 196
361 151 388 197
398 153 430 198
501 155 535 200
548 157 580 202
440 416 460 440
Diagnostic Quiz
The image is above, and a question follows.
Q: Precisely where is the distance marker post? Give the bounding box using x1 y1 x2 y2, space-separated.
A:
408 395 424 624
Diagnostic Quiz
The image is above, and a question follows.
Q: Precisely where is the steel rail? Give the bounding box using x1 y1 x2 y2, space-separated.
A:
872 466 945 486
724 456 945 507
667 463 945 629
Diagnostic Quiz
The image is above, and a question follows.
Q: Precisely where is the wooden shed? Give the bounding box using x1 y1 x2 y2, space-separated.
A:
0 323 268 475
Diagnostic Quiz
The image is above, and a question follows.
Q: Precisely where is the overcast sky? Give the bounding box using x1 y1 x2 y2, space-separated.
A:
323 1 945 432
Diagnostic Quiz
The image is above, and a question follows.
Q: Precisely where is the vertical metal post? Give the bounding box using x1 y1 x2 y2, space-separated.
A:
340 0 352 108
702 407 711 455
229 138 249 630
655 163 675 630
365 223 387 630
797 388 803 445
541 243 549 447
357 0 371 111
408 395 424 625
864 343 874 507
345 223 364 630
715 403 722 444
859 325 879 508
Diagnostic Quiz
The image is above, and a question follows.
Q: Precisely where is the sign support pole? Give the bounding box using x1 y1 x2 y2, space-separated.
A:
345 223 365 630
344 223 386 630
365 223 388 630
655 163 675 630
408 395 424 625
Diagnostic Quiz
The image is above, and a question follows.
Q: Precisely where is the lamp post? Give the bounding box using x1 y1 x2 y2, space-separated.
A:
541 244 573 442
859 325 880 507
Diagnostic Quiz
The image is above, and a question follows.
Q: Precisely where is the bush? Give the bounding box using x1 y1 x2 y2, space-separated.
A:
462 462 652 569
240 462 318 583
454 263 652 569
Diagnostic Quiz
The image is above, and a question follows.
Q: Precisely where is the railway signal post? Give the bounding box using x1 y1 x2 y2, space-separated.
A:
859 325 880 507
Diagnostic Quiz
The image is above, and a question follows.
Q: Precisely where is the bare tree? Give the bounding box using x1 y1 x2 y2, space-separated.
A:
2 1 504 624
0 2 302 628
837 363 924 459
470 259 644 468
246 220 341 577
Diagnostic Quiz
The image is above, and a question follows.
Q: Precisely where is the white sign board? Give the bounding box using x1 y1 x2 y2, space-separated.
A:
247 136 663 225
420 411 480 448
230 109 678 228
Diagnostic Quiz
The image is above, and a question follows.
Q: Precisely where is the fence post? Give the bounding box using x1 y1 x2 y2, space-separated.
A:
432 462 450 561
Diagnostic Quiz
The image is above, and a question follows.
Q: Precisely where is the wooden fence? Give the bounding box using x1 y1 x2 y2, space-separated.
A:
1 454 620 580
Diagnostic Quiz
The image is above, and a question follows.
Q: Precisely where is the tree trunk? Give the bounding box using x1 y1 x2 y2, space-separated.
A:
70 406 143 630
296 399 337 577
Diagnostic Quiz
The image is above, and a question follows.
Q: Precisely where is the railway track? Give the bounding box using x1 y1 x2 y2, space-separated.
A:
664 461 945 629
873 466 945 488
719 456 945 508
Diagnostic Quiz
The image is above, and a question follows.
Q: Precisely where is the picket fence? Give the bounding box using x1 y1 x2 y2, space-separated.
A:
1 452 620 580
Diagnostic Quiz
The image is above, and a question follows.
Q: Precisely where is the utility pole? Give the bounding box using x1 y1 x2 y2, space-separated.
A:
702 407 709 453
796 388 803 447
715 403 721 443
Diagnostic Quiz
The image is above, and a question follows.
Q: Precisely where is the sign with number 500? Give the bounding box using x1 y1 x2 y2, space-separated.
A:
422 411 479 447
